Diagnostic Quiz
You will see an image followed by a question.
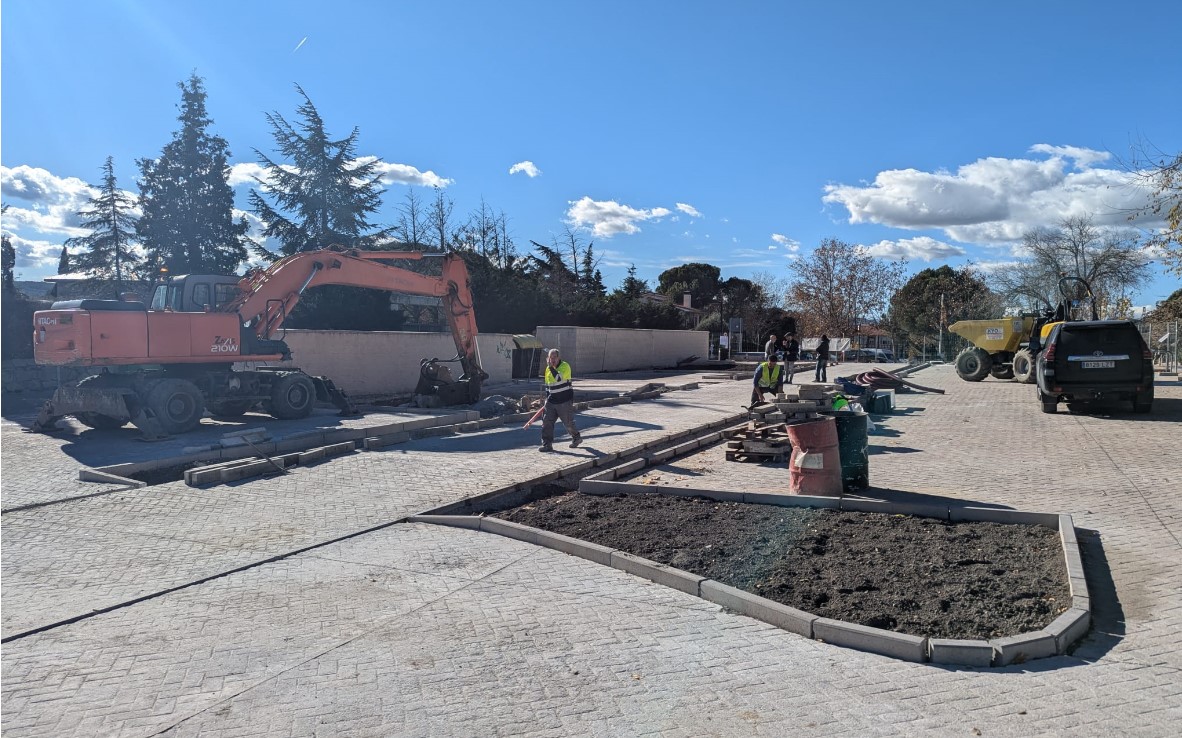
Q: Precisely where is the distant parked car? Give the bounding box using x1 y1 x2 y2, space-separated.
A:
850 348 894 363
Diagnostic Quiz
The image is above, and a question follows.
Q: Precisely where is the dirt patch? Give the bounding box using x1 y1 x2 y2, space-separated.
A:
493 491 1071 640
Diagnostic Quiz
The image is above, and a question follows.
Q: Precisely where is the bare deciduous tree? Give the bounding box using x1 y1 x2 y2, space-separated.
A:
785 238 905 336
1120 139 1181 277
395 188 427 247
991 215 1150 315
427 186 454 251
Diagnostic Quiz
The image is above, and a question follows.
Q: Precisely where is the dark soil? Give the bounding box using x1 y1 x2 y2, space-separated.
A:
493 492 1071 640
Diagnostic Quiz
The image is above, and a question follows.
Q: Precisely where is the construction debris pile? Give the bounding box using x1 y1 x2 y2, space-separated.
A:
726 382 841 462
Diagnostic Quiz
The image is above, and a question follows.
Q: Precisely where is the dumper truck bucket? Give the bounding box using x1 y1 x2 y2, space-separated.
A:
947 317 1035 354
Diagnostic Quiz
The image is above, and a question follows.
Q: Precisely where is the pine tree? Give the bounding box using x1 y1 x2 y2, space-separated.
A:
65 157 140 294
57 245 70 275
247 86 398 328
136 74 249 276
249 85 395 256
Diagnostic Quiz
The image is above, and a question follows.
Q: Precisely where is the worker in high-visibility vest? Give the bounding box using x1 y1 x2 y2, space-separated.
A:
535 348 582 452
750 354 784 405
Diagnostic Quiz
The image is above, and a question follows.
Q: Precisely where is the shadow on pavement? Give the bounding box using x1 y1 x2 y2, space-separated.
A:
855 486 1011 510
1068 528 1124 662
370 415 664 455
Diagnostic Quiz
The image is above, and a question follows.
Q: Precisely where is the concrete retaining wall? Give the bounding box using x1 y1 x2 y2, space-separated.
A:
3 326 709 397
536 326 707 373
278 330 517 396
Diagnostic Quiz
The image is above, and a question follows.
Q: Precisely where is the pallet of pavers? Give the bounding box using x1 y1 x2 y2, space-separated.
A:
725 382 841 463
726 405 790 462
773 382 839 419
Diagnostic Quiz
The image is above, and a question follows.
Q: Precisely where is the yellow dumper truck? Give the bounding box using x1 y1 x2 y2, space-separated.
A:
948 316 1039 383
948 277 1098 384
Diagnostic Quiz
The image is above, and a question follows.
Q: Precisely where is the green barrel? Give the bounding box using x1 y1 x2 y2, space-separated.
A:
824 411 869 491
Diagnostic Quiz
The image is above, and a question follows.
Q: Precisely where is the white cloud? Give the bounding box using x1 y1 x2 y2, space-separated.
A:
822 145 1160 246
675 202 702 218
365 159 454 188
770 233 801 252
509 161 541 177
565 196 671 237
232 159 453 189
4 232 67 272
864 236 966 262
228 162 269 186
0 165 132 238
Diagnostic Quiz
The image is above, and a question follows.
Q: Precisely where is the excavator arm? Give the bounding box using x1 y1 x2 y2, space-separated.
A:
226 247 487 403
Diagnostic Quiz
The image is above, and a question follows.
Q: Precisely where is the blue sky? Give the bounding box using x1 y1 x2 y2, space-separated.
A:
3 0 1180 309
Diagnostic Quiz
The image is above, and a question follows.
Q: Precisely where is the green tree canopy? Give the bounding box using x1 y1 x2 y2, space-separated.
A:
65 157 140 294
656 262 721 309
137 74 249 276
885 265 999 358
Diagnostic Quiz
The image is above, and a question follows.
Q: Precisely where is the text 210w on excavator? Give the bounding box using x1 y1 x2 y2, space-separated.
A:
31 247 487 439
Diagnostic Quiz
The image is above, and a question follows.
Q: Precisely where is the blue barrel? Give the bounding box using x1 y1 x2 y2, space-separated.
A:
823 411 869 491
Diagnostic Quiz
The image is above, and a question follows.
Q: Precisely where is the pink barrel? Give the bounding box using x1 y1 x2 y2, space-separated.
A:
786 416 843 496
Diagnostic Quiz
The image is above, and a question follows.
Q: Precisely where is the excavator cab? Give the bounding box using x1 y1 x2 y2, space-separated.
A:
149 275 242 312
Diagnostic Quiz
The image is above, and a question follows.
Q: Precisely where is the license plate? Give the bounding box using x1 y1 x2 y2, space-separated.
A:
1082 360 1115 369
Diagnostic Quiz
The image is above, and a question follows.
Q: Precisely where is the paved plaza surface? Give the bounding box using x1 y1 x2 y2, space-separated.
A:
1 363 1179 736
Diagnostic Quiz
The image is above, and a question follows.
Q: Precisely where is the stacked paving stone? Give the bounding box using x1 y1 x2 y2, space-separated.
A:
725 382 840 462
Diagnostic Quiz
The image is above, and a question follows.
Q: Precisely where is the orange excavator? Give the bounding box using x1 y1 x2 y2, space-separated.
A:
30 246 487 438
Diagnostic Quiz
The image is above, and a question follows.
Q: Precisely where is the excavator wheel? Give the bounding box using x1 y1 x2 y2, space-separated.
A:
954 346 992 382
990 364 1014 380
146 378 206 434
269 372 316 420
1012 348 1036 384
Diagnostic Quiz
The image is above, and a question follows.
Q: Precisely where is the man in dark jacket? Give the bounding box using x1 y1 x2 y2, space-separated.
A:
784 334 800 384
814 334 831 382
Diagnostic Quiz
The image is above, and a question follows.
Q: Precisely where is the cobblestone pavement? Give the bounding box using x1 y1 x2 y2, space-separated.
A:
2 365 1180 736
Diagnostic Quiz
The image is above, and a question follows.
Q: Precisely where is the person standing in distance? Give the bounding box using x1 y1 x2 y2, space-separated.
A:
537 348 581 452
784 334 800 384
718 331 730 360
764 333 779 360
814 334 831 383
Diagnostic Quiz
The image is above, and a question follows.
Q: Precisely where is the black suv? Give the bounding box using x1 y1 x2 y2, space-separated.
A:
1035 320 1154 413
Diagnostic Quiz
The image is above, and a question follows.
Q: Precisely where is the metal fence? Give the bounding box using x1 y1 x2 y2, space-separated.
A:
1140 319 1180 375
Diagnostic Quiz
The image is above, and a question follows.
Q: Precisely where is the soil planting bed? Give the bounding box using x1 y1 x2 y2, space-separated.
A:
493 491 1071 640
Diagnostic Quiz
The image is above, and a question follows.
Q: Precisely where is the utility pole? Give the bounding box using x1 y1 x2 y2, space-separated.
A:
937 293 945 360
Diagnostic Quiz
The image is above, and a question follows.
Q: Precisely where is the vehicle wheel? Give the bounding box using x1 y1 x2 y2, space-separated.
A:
1012 348 1036 384
954 347 992 382
146 378 205 434
1133 386 1154 414
208 399 255 418
990 364 1014 380
1038 390 1057 414
269 373 316 420
73 374 128 429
